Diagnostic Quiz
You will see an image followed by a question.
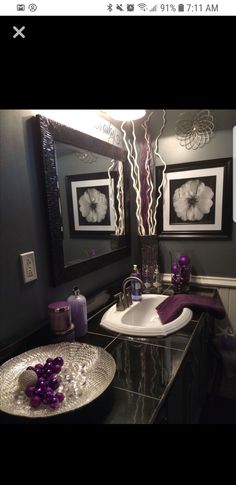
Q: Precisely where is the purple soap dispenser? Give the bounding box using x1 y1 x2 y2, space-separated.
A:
67 286 88 338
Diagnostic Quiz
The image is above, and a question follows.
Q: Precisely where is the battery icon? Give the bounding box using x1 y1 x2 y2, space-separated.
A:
178 3 184 11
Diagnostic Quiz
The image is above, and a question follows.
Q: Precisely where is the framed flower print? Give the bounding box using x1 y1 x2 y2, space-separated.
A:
156 158 232 239
66 172 118 236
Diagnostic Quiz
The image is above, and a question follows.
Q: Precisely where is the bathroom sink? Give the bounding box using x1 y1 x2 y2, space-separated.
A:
100 294 192 337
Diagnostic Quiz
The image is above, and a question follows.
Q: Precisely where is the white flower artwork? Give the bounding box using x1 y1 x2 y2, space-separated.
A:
156 158 232 239
172 179 214 222
79 188 108 223
67 175 116 232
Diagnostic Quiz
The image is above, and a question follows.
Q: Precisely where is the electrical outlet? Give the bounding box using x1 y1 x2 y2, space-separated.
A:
20 251 38 283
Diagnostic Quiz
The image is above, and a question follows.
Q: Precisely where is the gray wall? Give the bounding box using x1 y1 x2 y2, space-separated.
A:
0 110 131 349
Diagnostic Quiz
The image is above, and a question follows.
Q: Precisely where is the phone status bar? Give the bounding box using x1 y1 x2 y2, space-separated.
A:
106 3 220 14
0 1 235 16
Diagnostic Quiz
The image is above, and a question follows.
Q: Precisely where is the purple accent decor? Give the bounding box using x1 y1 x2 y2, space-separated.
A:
171 263 179 274
178 255 190 266
140 138 152 234
53 357 64 366
48 301 70 333
48 301 70 311
25 385 36 397
171 255 191 293
156 294 226 325
49 376 61 390
67 290 87 338
30 396 42 408
50 397 60 409
55 392 65 403
51 364 61 374
46 358 53 364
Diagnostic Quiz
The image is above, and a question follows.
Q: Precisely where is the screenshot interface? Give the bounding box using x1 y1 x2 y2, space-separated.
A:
0 1 234 48
1 2 235 220
0 0 234 17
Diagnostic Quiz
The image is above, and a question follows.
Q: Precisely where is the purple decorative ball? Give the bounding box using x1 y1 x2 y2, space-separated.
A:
171 274 176 283
44 368 53 378
46 358 53 364
45 386 53 393
171 263 179 274
34 364 44 377
55 392 65 403
34 386 43 396
178 255 190 266
53 357 64 367
46 391 54 402
30 395 42 408
24 356 64 411
38 377 46 387
49 376 61 390
25 385 36 397
50 398 60 409
52 364 61 374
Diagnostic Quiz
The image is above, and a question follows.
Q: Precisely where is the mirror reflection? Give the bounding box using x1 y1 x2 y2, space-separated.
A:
55 142 126 267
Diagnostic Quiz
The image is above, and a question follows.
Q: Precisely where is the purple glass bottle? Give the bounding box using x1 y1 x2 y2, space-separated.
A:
67 287 88 338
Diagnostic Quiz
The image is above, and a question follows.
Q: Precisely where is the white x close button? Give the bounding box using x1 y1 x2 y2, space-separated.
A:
13 26 26 38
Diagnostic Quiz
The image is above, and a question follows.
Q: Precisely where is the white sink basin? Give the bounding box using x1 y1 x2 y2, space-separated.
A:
100 294 192 337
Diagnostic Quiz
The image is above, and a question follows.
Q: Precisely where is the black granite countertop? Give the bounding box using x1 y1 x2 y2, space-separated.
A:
0 285 219 425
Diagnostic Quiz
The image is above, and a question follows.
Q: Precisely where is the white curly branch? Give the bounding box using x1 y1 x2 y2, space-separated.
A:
121 121 145 235
120 110 167 236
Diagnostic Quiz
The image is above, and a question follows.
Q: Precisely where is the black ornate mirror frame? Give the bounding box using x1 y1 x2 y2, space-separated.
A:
36 114 130 286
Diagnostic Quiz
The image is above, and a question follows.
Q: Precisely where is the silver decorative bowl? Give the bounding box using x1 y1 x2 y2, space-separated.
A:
0 342 116 418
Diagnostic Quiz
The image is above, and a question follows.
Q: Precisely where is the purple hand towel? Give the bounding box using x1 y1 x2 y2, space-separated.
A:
156 294 225 325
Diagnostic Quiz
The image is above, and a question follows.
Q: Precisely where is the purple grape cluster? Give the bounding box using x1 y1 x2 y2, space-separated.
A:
25 356 65 409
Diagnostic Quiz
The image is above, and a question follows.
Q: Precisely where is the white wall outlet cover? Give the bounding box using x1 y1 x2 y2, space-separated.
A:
20 251 38 283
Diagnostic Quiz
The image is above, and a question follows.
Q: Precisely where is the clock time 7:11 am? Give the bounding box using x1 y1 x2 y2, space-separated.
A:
187 4 219 11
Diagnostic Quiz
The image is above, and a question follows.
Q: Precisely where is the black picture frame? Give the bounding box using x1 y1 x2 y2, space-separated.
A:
156 158 232 239
66 171 118 236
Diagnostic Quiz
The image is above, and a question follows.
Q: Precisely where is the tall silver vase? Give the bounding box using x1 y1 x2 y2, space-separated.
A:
139 236 159 292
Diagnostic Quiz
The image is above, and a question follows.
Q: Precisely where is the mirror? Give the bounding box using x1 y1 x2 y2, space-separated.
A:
36 115 130 285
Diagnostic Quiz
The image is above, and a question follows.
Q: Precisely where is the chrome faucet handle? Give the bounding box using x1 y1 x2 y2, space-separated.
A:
114 292 126 311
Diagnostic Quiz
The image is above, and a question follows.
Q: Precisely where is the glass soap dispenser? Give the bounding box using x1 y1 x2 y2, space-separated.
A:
67 286 88 338
130 264 142 301
152 264 162 293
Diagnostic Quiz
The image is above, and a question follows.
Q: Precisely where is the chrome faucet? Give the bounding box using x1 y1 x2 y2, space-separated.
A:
115 276 144 311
